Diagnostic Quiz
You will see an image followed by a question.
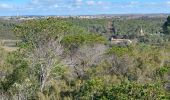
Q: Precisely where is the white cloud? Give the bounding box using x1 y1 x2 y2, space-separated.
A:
75 0 83 6
166 1 170 6
86 0 95 6
54 4 58 8
0 3 13 9
97 1 104 5
76 0 82 2
129 1 139 5
1 0 170 15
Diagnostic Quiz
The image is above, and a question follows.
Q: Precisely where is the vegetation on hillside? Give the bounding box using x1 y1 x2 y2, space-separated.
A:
0 17 170 100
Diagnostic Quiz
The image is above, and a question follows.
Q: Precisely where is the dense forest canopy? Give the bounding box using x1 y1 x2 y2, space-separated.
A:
0 16 170 100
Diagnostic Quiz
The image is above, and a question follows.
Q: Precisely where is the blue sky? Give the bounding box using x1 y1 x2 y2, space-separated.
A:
0 0 170 16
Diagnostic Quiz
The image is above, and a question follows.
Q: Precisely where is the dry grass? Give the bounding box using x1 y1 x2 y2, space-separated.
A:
0 39 20 52
0 46 19 52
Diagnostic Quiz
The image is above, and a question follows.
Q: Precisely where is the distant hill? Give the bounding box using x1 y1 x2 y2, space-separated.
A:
0 13 169 20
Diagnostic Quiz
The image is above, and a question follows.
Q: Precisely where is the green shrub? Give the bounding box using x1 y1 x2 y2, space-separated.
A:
107 46 131 57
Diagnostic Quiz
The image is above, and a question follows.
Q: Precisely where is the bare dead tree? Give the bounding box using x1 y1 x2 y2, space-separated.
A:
26 39 63 92
103 54 134 76
63 44 107 79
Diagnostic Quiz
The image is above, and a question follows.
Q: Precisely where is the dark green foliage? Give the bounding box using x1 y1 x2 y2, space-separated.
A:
66 17 165 39
114 18 165 36
65 18 108 34
62 33 106 51
163 16 170 35
157 66 170 77
76 78 169 100
107 46 131 57
76 78 105 100
106 83 166 100
14 18 86 49
1 52 28 91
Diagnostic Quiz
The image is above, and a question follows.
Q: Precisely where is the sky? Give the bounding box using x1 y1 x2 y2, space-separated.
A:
0 0 170 16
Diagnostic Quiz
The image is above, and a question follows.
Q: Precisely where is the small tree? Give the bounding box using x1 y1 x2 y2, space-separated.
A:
163 16 170 36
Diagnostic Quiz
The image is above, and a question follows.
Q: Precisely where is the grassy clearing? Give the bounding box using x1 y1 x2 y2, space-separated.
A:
0 39 20 52
0 46 19 52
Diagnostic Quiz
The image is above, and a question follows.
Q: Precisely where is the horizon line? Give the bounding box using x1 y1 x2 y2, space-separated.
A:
0 13 170 17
